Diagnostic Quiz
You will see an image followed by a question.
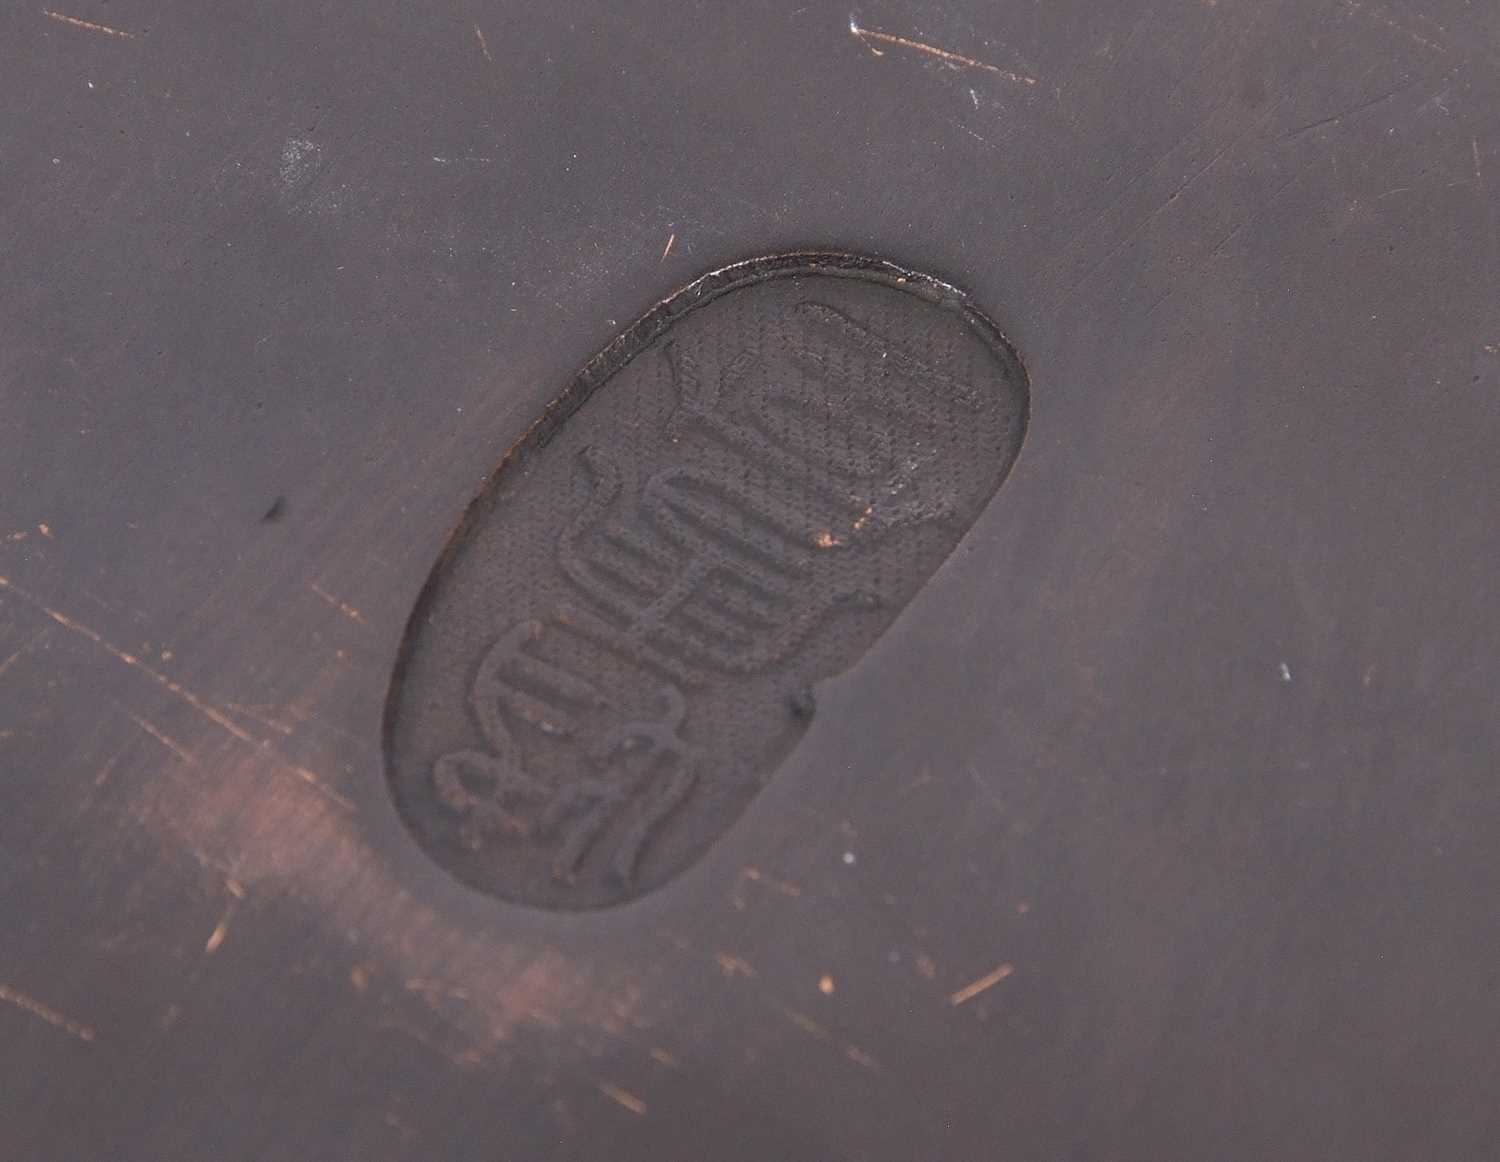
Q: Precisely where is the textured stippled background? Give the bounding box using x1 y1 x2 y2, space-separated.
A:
1 1 1497 1159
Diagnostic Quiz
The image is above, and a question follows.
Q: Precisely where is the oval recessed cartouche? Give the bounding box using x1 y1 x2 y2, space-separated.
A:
384 253 1029 909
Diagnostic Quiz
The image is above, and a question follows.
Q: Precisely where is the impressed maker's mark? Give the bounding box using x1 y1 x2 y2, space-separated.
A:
384 255 1028 909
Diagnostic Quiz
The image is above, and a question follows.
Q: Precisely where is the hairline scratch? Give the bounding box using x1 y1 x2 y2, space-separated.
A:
0 983 96 1042
949 961 1014 1005
0 575 353 811
848 16 1037 86
42 8 134 38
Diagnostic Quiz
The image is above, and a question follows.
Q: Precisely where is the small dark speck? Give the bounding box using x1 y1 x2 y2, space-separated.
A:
262 496 287 522
788 687 816 719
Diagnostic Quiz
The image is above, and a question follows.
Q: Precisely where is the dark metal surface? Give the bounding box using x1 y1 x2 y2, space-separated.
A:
2 1 1497 1158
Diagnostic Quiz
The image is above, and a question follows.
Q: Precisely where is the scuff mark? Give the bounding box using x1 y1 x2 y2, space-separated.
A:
42 9 133 38
474 24 493 62
280 137 321 191
714 952 757 979
848 16 1037 86
660 231 676 261
0 983 96 1042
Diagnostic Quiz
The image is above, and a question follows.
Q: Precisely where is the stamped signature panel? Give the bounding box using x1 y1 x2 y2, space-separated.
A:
384 254 1029 908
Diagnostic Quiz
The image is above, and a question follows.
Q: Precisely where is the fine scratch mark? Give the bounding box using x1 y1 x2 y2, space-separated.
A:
95 754 119 786
848 17 1037 86
1340 0 1445 53
474 24 492 62
1280 75 1427 141
1054 137 1237 307
732 864 802 909
0 575 353 811
309 581 366 625
0 576 256 745
660 232 676 261
221 700 296 736
203 879 244 955
0 983 96 1042
845 1045 880 1070
950 961 1014 1006
0 625 50 681
42 9 134 38
1204 170 1302 261
1474 138 1484 187
129 714 196 765
782 1007 830 1040
598 1082 647 1116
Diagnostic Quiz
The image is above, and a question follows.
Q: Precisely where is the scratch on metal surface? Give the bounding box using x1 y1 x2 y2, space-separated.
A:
0 575 256 744
204 882 244 955
782 1007 830 1039
309 581 367 625
0 575 353 811
848 16 1037 86
0 983 96 1042
949 961 1014 1006
1280 76 1427 141
845 1044 880 1069
598 1082 648 1116
1340 0 1445 53
129 714 196 765
42 9 134 38
474 24 493 61
660 232 676 261
732 864 802 909
0 625 50 681
221 700 296 736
